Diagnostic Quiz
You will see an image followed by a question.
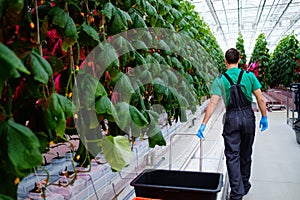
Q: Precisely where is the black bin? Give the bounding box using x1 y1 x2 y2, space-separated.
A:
130 169 223 200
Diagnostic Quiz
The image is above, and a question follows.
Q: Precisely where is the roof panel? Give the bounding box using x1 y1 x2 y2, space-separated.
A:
190 0 300 56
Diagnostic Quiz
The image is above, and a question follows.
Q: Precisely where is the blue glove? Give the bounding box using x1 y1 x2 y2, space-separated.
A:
259 116 268 131
197 124 206 139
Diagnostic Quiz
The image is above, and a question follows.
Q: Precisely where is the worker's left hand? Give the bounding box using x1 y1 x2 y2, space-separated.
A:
197 124 206 139
259 116 268 131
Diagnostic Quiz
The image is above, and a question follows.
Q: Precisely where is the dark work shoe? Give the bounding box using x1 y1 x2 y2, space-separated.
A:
244 186 251 195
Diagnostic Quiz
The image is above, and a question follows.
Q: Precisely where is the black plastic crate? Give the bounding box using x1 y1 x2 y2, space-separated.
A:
130 169 223 200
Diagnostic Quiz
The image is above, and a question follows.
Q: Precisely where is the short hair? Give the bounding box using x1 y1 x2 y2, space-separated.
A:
225 48 240 64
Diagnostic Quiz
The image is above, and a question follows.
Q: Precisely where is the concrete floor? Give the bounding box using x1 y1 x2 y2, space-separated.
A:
244 110 300 200
121 102 300 200
200 105 300 200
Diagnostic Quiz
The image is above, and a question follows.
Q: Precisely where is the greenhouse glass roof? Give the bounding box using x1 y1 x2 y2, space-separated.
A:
190 0 300 56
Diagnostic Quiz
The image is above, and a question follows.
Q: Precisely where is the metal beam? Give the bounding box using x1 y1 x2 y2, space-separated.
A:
205 0 227 46
267 0 293 39
272 13 300 45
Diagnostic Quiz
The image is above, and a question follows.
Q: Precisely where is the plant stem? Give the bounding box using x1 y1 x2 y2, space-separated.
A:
84 0 91 25
35 0 42 55
64 1 75 97
101 14 106 41
6 83 12 116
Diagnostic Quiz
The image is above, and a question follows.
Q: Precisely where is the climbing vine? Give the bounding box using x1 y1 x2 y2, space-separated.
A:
0 0 224 198
269 33 300 87
236 32 247 69
248 33 271 91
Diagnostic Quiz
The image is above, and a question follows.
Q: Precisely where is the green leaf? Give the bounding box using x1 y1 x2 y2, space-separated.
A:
153 77 166 94
166 70 178 85
145 1 156 16
152 52 167 66
146 109 160 120
6 118 42 174
32 51 53 83
177 94 189 109
139 70 153 83
117 72 135 94
102 2 115 21
129 105 149 127
95 96 118 121
78 22 100 46
111 35 135 54
79 72 107 108
160 71 169 84
107 7 130 35
34 132 49 153
158 2 169 16
146 63 161 78
101 136 133 171
0 195 15 200
148 130 166 148
155 14 165 27
149 14 158 27
95 42 120 69
110 36 135 66
132 40 148 51
0 42 30 93
164 21 175 31
166 12 174 23
46 93 74 137
171 7 183 22
49 7 69 29
48 6 78 50
129 10 147 28
115 102 131 131
134 51 147 66
158 40 170 52
171 56 183 69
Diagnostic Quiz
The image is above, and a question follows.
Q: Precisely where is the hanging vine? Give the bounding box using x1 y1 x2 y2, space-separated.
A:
269 33 300 87
236 32 247 70
248 33 271 91
0 0 224 198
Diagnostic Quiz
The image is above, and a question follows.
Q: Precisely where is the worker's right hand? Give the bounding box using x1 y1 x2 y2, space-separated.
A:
197 124 206 139
259 116 268 131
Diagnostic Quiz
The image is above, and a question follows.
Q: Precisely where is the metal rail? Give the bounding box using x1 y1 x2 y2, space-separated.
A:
169 133 203 172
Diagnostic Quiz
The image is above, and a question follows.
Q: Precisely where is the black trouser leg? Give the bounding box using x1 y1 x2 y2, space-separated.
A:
240 119 255 195
223 109 255 200
223 129 244 200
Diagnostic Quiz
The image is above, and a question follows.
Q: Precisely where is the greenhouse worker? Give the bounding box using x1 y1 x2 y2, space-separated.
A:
196 48 268 200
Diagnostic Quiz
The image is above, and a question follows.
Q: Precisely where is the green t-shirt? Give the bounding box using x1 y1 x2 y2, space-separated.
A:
210 68 262 107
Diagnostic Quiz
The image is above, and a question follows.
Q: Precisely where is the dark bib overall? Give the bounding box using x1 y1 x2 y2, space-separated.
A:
223 71 255 200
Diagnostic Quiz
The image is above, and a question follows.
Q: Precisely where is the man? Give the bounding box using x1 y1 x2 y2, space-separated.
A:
197 48 268 200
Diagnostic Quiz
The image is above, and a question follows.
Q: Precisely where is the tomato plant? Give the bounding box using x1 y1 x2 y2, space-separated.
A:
236 32 247 70
269 33 300 87
0 0 224 198
248 33 271 91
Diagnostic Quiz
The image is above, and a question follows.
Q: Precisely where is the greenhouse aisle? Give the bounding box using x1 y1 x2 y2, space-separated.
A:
120 100 300 200
186 105 300 200
243 110 300 200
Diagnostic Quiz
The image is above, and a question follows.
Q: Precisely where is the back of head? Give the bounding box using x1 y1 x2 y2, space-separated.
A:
225 48 240 64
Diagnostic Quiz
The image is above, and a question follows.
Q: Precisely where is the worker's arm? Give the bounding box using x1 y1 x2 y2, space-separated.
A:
196 94 221 139
253 88 267 116
253 88 268 131
202 94 221 125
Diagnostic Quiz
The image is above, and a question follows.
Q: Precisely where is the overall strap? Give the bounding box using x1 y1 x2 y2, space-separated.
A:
237 70 244 84
223 70 245 85
223 73 234 85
